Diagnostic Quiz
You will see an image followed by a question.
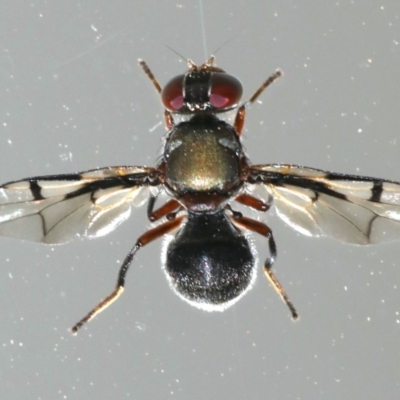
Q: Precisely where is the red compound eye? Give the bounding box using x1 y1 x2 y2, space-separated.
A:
161 74 185 111
210 73 243 110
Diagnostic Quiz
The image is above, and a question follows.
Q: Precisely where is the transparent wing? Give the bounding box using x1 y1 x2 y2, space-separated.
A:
250 164 400 245
0 166 158 244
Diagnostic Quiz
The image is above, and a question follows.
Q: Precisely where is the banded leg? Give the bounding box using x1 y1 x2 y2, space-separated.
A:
234 70 282 135
71 215 185 334
230 213 298 320
139 59 174 130
138 59 162 93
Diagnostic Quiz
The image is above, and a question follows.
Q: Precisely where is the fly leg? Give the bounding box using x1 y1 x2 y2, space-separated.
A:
234 70 282 135
139 59 174 130
147 194 182 222
229 211 298 320
235 192 271 212
71 215 185 334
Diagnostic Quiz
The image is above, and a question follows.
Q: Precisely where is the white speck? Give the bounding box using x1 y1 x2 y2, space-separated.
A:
135 321 146 332
59 152 73 162
91 24 98 32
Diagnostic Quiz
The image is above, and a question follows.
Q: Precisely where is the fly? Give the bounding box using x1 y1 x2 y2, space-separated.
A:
1 56 399 334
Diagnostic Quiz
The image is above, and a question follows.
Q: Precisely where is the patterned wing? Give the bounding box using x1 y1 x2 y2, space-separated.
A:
0 166 159 244
250 164 400 245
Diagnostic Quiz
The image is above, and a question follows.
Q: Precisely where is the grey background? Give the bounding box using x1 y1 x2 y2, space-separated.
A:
1 1 400 399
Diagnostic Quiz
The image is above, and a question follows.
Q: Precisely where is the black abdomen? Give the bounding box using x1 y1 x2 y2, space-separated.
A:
164 211 256 310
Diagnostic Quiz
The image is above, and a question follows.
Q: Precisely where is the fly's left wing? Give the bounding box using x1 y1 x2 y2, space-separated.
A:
249 164 400 245
0 166 159 244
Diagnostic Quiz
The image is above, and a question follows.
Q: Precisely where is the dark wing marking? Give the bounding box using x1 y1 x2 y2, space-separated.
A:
249 164 400 245
0 166 159 244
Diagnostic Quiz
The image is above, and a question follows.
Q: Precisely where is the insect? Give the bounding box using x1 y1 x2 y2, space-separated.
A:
1 57 400 334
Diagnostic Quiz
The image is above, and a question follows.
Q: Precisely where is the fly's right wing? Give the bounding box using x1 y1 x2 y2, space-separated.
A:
250 164 400 245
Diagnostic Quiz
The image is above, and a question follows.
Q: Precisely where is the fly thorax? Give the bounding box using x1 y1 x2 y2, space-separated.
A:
164 116 243 197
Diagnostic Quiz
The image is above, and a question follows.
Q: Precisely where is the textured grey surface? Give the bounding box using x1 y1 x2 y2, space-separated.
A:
1 1 400 399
